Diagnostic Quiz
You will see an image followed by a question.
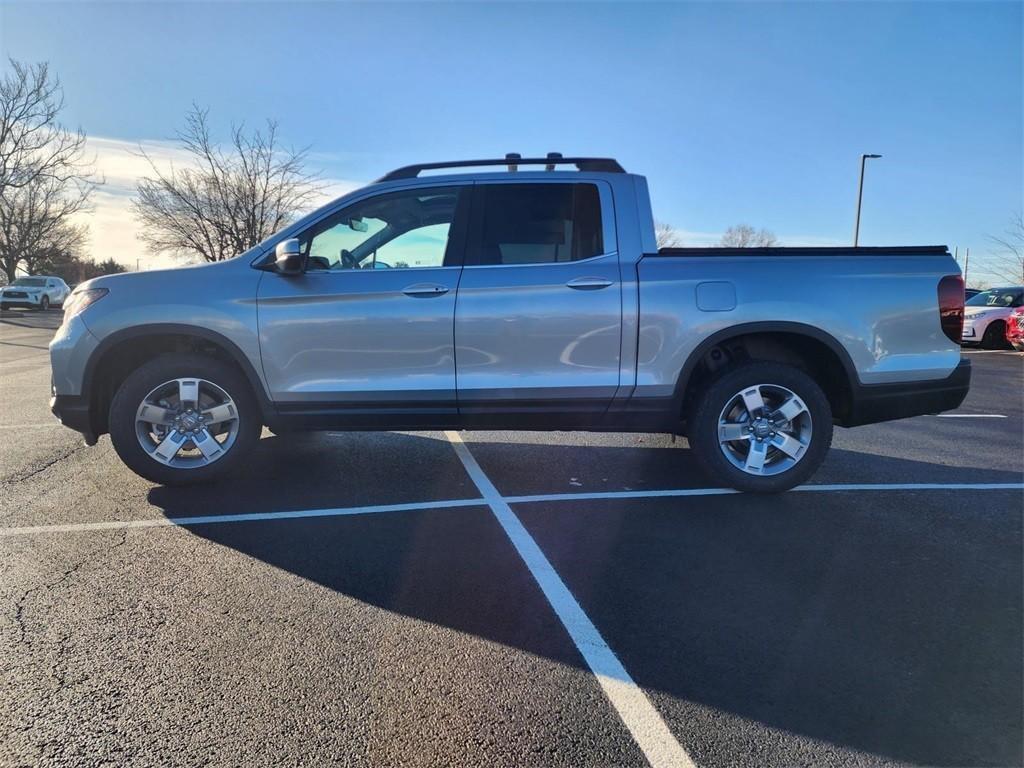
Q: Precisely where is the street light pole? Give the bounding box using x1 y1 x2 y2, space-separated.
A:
853 153 882 247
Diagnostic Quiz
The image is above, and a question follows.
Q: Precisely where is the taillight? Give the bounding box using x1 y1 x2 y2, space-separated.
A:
937 274 964 343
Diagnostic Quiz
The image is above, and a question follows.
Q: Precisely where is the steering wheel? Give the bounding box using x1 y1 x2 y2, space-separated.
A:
339 248 359 270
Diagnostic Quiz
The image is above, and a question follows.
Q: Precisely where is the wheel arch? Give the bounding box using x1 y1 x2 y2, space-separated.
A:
674 321 860 425
83 324 273 436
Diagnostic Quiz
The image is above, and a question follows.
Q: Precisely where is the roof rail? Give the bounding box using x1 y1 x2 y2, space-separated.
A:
375 152 626 182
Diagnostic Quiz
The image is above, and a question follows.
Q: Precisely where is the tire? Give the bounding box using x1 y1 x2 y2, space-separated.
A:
39 295 50 311
109 353 261 485
688 361 833 493
981 321 1008 350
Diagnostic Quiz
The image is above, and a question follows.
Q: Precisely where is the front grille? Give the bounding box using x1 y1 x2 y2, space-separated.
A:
1014 314 1024 330
3 291 27 298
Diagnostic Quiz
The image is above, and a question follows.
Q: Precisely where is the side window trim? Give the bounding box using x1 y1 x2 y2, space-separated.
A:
463 179 617 268
299 184 472 274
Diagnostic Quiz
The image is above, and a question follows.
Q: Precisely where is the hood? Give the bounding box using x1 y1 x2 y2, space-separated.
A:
74 256 252 293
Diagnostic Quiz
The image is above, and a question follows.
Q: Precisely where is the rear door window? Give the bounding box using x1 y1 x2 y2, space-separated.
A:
472 183 604 266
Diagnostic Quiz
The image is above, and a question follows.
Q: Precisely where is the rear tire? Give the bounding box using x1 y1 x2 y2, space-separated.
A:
981 321 1008 350
689 361 833 493
109 354 261 485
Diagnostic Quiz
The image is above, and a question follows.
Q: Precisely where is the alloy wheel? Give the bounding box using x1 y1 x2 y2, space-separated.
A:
135 378 240 468
717 383 813 476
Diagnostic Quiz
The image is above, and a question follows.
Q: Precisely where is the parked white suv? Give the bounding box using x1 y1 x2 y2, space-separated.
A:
0 276 71 311
961 286 1024 348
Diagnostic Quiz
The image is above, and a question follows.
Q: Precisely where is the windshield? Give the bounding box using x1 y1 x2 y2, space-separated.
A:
10 277 46 287
966 288 1023 308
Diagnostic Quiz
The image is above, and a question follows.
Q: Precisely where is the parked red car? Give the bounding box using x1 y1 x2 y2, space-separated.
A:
1006 306 1024 351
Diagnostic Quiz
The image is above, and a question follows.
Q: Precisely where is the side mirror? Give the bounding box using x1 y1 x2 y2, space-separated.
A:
274 239 305 276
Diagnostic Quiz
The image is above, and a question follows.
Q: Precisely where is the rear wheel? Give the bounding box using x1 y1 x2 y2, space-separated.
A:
981 321 1008 350
689 361 833 493
109 354 260 485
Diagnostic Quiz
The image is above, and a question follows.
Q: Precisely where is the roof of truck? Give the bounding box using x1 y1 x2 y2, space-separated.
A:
375 154 626 182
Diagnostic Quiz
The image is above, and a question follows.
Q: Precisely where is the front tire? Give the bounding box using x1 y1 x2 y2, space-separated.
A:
981 321 1008 350
109 354 261 485
39 295 50 311
689 361 833 493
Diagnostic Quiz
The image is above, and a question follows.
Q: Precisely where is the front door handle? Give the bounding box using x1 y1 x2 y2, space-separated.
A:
566 276 614 290
402 283 449 297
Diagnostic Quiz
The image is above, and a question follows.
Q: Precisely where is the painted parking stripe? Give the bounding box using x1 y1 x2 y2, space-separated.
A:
934 414 1007 418
444 430 696 768
505 482 1024 504
0 498 485 537
1 482 1022 538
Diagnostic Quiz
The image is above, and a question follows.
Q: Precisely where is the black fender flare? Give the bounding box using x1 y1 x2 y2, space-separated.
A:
672 321 860 409
83 323 275 420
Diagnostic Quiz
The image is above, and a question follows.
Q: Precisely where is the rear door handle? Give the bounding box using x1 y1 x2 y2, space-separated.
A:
566 277 614 290
402 283 449 297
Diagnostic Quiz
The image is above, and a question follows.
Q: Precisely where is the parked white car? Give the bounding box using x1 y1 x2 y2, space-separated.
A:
0 276 71 311
961 286 1024 348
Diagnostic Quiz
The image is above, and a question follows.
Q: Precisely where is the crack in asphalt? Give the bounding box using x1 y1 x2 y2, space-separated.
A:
1 442 87 486
12 529 127 648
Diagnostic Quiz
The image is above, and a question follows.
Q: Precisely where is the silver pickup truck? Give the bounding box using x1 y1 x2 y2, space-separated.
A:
50 155 970 492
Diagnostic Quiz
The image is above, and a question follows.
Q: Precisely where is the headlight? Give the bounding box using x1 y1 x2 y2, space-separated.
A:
970 311 988 319
62 288 108 320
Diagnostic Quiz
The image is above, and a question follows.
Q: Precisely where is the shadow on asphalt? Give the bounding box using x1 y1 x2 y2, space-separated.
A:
0 309 63 331
146 432 1024 766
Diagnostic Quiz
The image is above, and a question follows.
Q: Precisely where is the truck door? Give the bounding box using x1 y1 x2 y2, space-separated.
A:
257 184 470 421
454 180 622 424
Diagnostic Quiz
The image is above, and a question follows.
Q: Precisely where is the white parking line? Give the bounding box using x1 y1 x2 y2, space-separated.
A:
1 482 1021 538
0 498 485 537
934 414 1007 418
504 482 1024 504
444 431 696 768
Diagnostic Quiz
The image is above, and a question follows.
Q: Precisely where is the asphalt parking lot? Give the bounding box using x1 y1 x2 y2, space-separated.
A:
1 309 1022 768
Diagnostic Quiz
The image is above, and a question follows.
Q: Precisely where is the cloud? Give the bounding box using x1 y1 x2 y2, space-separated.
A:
73 136 362 270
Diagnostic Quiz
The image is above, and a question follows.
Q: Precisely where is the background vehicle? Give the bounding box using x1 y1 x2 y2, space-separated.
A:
961 286 1024 349
49 155 969 492
0 275 71 311
964 287 982 301
1006 306 1024 351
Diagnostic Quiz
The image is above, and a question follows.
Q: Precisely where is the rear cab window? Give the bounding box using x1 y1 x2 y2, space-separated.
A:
471 183 605 266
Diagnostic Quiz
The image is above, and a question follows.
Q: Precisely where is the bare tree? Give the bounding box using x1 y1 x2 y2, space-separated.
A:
984 213 1024 285
132 106 321 263
719 224 778 248
0 174 90 282
0 60 89 196
0 59 96 282
655 220 683 248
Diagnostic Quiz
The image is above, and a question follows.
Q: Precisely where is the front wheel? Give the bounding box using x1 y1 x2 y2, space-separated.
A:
39 295 50 311
688 361 833 493
109 354 261 485
981 321 1008 350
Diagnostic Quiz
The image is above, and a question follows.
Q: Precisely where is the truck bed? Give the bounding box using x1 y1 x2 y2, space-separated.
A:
653 245 950 257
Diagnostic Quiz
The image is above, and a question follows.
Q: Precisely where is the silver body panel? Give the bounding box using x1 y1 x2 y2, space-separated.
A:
50 168 964 430
455 254 623 407
257 266 460 403
49 314 100 395
635 254 962 395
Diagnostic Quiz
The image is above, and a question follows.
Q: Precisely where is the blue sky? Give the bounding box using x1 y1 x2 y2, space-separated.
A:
1 1 1021 280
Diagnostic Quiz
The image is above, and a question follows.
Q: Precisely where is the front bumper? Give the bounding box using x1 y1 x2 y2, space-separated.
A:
842 359 971 427
961 316 991 343
50 393 98 445
0 296 43 308
48 314 101 444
